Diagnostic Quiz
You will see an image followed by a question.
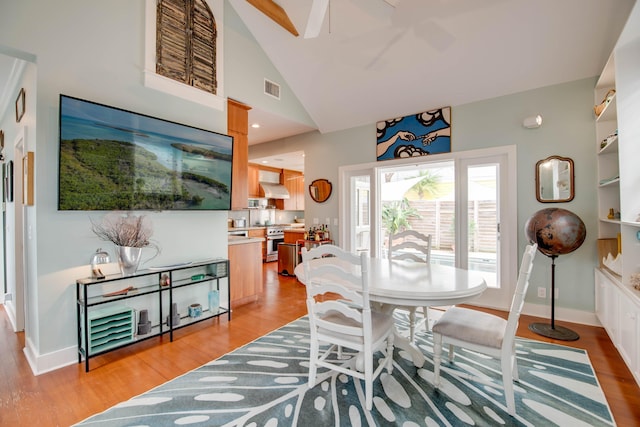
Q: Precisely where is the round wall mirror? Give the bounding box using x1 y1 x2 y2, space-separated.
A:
535 155 574 203
309 179 332 203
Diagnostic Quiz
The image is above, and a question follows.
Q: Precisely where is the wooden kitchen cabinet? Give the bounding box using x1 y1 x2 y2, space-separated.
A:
276 169 304 210
248 228 267 262
248 163 262 198
228 240 263 308
284 229 305 244
228 99 251 209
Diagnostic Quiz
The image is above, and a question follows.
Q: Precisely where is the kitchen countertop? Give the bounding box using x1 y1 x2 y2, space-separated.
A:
228 236 264 246
228 223 304 232
228 226 266 231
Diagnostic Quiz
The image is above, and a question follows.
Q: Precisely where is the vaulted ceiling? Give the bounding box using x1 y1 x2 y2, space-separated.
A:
1 1 635 150
230 0 636 145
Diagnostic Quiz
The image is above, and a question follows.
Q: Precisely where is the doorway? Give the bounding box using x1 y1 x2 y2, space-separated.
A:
340 146 518 311
3 128 26 331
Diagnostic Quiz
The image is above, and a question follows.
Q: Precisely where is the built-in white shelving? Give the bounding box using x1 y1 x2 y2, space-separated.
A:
594 6 640 387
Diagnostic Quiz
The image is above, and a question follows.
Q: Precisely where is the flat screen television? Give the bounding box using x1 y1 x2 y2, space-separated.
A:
58 95 233 211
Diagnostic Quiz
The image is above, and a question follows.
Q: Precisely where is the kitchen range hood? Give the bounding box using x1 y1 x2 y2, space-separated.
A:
259 182 290 199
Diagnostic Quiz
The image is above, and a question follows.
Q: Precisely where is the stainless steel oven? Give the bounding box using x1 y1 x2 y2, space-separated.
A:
265 226 284 262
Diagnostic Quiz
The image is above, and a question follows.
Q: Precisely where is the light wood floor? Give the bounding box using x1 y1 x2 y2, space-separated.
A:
1 262 640 426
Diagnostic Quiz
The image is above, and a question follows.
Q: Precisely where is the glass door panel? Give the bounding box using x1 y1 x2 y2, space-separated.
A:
378 161 455 263
467 165 498 288
354 175 371 255
340 168 373 255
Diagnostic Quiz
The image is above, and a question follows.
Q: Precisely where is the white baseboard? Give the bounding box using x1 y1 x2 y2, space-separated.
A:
3 301 18 332
522 302 601 327
468 300 601 327
23 336 77 376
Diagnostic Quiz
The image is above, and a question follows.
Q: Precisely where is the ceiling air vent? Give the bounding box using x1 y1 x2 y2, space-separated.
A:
264 79 281 100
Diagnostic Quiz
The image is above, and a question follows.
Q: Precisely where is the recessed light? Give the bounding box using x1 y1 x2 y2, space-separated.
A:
251 123 260 128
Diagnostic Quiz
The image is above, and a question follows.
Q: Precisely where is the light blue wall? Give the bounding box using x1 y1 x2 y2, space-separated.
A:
0 0 602 370
0 0 284 365
251 77 599 314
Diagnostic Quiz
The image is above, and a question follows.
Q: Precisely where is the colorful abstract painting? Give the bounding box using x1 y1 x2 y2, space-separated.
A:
376 107 451 161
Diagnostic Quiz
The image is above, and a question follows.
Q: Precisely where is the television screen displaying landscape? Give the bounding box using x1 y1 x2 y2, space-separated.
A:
58 95 233 211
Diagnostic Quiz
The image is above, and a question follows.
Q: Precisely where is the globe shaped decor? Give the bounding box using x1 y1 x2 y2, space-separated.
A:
524 208 586 256
525 208 586 341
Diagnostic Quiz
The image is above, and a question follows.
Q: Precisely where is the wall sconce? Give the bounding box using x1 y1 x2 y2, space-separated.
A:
90 248 111 280
523 114 543 129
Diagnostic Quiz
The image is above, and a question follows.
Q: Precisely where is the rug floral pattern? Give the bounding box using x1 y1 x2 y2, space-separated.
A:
75 316 615 426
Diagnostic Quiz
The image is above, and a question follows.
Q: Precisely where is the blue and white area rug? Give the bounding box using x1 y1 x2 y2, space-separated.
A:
75 316 615 426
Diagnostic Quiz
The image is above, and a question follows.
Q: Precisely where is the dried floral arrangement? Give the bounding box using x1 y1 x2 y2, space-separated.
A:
91 213 157 248
631 273 640 291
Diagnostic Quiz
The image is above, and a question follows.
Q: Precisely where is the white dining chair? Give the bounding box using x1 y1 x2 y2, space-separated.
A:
432 243 537 416
301 244 395 411
388 229 433 341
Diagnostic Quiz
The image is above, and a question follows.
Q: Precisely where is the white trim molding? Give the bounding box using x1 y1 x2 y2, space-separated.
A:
523 302 601 327
23 337 77 376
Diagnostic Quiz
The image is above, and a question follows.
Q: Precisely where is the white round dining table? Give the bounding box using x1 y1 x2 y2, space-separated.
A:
294 257 488 367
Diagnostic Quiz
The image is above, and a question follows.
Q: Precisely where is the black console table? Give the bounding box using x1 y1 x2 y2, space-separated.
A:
76 258 230 371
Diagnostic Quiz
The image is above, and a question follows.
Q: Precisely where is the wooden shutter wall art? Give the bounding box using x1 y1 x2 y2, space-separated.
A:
156 0 217 94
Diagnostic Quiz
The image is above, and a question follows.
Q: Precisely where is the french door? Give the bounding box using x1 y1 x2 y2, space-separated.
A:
340 146 517 310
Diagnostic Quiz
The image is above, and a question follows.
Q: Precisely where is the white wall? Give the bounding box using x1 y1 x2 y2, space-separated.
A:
252 77 599 322
224 3 315 127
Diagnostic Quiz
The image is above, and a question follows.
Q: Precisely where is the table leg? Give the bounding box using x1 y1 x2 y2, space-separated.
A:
393 329 425 368
375 303 425 368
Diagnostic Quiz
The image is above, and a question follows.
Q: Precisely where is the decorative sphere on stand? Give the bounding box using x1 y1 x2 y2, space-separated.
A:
525 207 586 341
524 208 586 257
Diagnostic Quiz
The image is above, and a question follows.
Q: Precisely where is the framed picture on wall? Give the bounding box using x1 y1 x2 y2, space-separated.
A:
376 107 451 161
15 88 26 123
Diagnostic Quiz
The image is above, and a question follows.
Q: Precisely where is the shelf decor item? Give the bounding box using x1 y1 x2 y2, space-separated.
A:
594 89 616 117
90 248 110 280
137 309 151 335
91 213 159 276
160 274 170 287
208 290 219 313
167 303 180 326
115 246 143 276
188 303 202 318
525 208 586 341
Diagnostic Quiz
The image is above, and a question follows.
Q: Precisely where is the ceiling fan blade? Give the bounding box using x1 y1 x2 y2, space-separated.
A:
304 0 330 39
246 0 299 37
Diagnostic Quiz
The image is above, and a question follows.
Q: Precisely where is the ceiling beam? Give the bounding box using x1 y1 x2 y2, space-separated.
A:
246 0 299 37
304 0 329 39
